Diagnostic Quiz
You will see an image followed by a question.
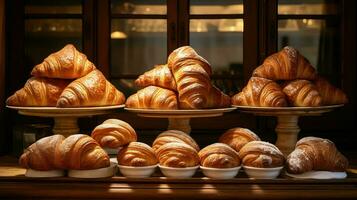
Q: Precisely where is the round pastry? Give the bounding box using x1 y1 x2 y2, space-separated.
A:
219 128 260 152
156 142 199 168
152 130 199 153
117 142 158 167
198 143 240 168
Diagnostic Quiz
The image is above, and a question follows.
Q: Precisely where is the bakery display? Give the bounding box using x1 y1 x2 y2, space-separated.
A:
286 137 349 174
219 128 261 152
156 142 199 168
117 142 158 167
282 79 322 107
135 64 177 91
198 143 240 168
152 130 200 153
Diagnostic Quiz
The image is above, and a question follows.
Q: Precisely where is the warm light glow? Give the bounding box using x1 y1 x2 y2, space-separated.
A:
111 31 127 39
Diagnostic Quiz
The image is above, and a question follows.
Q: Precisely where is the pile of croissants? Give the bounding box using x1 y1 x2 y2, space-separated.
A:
232 46 348 107
6 44 125 107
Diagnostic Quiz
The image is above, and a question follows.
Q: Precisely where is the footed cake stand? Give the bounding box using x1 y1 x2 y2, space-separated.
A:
234 105 344 155
125 107 236 134
7 105 125 137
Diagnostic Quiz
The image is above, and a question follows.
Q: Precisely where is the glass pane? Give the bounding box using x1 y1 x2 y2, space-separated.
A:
190 19 243 95
278 19 340 84
278 0 338 15
25 19 82 73
190 0 243 15
111 19 167 76
25 0 82 14
111 0 166 14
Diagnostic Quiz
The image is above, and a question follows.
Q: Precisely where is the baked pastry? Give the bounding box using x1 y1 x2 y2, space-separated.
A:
125 86 178 109
239 141 285 168
232 77 287 107
219 128 261 152
57 69 125 107
286 137 349 174
6 77 70 106
19 135 65 171
314 76 348 105
58 134 110 170
31 44 96 79
152 130 200 153
206 85 231 108
156 142 200 168
253 46 317 81
135 64 177 91
117 142 158 167
282 79 322 107
198 143 240 168
91 119 137 149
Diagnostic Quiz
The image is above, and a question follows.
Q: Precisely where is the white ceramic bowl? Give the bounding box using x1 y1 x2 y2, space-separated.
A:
243 165 284 179
25 169 65 177
118 164 158 178
159 165 199 178
200 166 241 179
68 162 117 178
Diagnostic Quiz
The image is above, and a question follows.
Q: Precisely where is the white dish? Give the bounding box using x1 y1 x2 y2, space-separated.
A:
118 164 158 178
25 169 65 178
200 166 241 179
243 165 283 179
68 162 117 178
159 165 199 178
285 171 347 179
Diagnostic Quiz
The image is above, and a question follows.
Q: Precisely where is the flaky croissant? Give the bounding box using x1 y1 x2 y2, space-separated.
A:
219 128 261 152
282 80 322 107
239 141 285 168
91 119 137 149
135 64 177 91
19 135 65 171
253 46 317 81
232 77 287 107
156 142 200 168
198 143 240 168
125 86 178 109
152 130 200 153
58 134 110 170
57 69 125 107
286 137 349 174
117 142 158 167
6 77 70 106
314 76 348 105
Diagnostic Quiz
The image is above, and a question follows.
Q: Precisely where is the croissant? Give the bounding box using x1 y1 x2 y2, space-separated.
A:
19 135 65 171
6 77 70 106
57 134 110 170
206 85 231 108
219 128 261 152
314 76 348 105
286 137 349 174
232 77 287 107
91 119 137 149
152 130 200 153
198 143 240 168
135 64 177 91
253 46 317 81
125 86 178 109
239 141 285 168
282 80 322 107
57 69 125 107
117 142 158 167
31 44 96 79
156 142 200 168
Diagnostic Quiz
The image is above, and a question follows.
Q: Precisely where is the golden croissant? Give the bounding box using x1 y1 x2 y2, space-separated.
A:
19 135 65 171
156 142 200 168
286 137 348 174
117 142 158 167
6 77 70 107
31 44 96 79
198 143 241 168
57 69 125 107
239 141 285 168
314 76 348 105
253 46 317 81
232 77 287 107
125 86 178 109
282 79 322 107
58 134 110 170
135 64 177 91
91 119 137 149
152 130 200 153
219 128 261 152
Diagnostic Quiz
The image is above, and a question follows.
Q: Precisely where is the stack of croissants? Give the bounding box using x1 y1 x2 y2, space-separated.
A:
20 119 349 177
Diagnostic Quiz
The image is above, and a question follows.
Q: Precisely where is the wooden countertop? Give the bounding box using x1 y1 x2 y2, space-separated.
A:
1 156 357 200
